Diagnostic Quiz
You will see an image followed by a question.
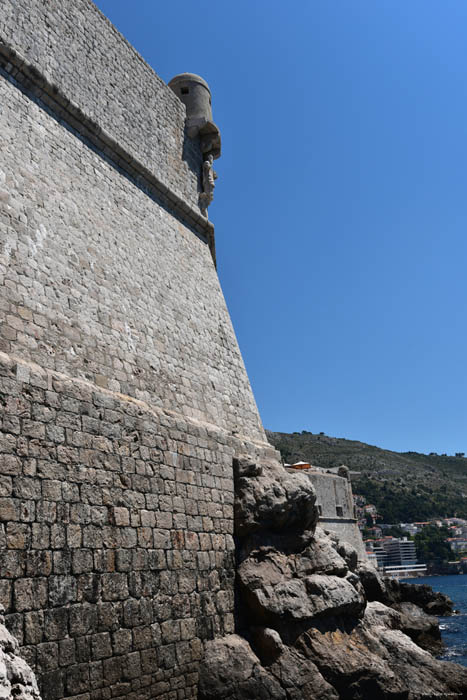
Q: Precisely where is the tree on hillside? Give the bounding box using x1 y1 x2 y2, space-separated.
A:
415 526 451 564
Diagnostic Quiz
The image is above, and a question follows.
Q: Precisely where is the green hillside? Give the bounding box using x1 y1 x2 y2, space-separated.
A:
266 430 467 523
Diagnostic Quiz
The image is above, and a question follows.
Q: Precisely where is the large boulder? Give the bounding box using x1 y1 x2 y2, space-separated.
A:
294 527 349 577
380 578 454 615
397 581 454 616
234 458 318 539
393 601 443 655
357 562 389 603
199 634 338 700
198 634 286 700
238 548 365 641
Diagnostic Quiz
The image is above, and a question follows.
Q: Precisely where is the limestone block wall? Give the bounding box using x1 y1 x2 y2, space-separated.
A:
0 352 244 700
307 472 355 519
0 65 264 443
301 471 367 559
0 1 272 698
0 0 201 211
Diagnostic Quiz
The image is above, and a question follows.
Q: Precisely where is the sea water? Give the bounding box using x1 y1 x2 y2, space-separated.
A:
403 574 467 666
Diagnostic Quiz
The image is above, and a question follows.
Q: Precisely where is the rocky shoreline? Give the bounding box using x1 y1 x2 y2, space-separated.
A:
199 456 467 699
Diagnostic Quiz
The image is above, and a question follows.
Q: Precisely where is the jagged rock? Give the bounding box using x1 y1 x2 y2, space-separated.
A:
364 599 442 653
358 563 453 626
296 602 467 699
393 601 443 654
198 634 287 699
373 577 455 615
250 627 285 665
357 562 388 603
397 581 454 616
221 460 467 699
362 600 402 629
335 540 358 572
238 548 365 642
295 527 348 577
0 607 41 700
237 529 315 563
199 634 338 700
264 645 339 700
234 459 318 538
234 456 263 478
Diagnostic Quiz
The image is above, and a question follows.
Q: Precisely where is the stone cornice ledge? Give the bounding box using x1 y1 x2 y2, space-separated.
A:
0 40 217 265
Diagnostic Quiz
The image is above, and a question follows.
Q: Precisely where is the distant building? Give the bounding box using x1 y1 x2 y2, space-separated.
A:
286 463 366 560
368 526 382 538
447 538 467 553
365 537 426 578
382 538 417 567
365 540 387 569
398 523 419 536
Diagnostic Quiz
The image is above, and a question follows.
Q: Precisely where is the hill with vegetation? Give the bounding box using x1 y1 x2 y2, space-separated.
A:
266 430 467 523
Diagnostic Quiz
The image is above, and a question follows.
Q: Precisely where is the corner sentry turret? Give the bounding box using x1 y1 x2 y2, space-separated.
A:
168 73 221 217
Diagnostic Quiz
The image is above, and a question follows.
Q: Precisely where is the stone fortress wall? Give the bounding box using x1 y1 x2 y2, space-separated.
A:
0 2 276 699
287 467 366 558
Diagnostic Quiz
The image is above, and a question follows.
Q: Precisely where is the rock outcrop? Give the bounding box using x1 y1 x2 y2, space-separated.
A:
0 606 41 700
199 456 467 700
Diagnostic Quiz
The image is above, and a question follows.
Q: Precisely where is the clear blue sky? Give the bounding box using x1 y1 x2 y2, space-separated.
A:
95 0 467 456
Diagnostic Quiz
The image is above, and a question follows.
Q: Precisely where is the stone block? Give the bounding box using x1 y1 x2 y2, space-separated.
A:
112 628 132 656
65 663 91 695
113 507 129 527
101 573 129 602
69 604 98 637
37 641 59 672
6 522 30 549
14 577 47 611
44 608 69 641
24 610 45 644
26 550 53 577
49 575 77 607
0 498 18 522
91 632 112 660
59 638 76 667
122 651 141 680
0 454 21 475
72 550 93 574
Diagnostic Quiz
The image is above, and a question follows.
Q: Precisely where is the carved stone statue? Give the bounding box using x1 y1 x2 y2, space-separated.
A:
199 154 217 217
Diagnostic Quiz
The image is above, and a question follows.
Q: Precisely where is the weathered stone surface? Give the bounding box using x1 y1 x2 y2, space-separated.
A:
198 635 286 700
334 539 358 573
265 646 339 700
295 527 348 577
235 460 318 538
0 606 41 699
233 456 263 479
0 28 265 443
198 634 337 700
393 601 443 654
250 627 285 665
230 459 467 699
0 0 202 211
357 562 388 603
297 603 467 699
238 548 365 642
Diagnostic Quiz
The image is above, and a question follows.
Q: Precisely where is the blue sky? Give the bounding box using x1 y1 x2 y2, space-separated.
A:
95 0 467 455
